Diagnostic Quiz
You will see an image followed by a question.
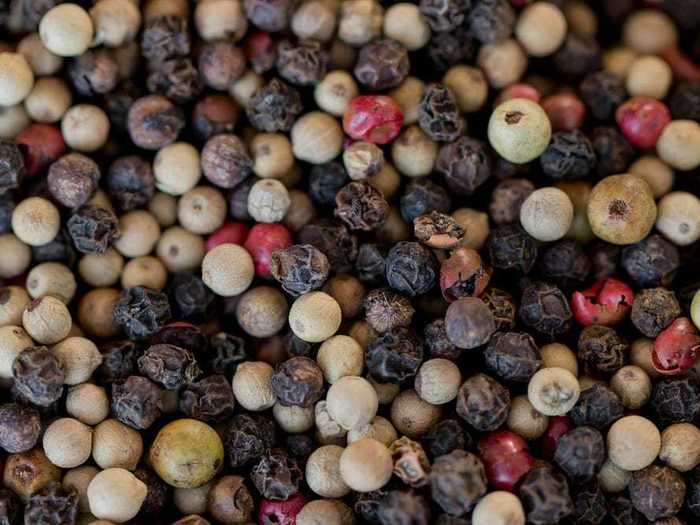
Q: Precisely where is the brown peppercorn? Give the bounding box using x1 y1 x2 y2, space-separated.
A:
201 134 252 189
414 211 465 249
628 465 685 521
192 95 239 140
207 475 254 524
457 373 510 431
3 448 61 502
199 41 246 91
335 181 390 232
364 288 414 333
127 95 185 150
354 39 410 90
0 403 41 454
445 297 496 349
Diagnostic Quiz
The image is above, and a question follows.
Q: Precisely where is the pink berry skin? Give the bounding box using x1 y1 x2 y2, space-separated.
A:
343 96 404 145
542 93 586 132
652 317 700 376
478 431 534 491
571 278 634 327
258 494 308 525
206 222 249 252
244 223 293 278
615 96 671 149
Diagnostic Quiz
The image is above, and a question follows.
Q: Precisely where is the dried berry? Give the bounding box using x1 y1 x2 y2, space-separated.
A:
519 281 572 337
631 287 681 337
141 16 190 62
271 357 324 407
430 450 486 516
607 497 644 525
418 83 465 142
553 34 600 76
244 0 295 31
424 318 461 360
343 95 404 145
651 376 700 424
251 449 303 500
415 212 465 250
616 96 671 150
247 79 303 133
12 346 64 408
580 71 626 121
179 374 236 423
482 288 517 332
0 140 25 193
484 331 541 383
147 57 202 103
97 340 140 384
400 179 451 224
355 243 386 285
364 288 414 333
67 205 120 254
128 95 186 150
354 39 410 90
276 39 328 86
153 323 208 354
385 241 438 297
571 278 633 327
112 375 162 429
445 297 496 349
134 467 170 515
436 137 492 196
577 325 627 375
224 414 276 469
209 332 248 376
439 247 491 302
419 0 469 32
106 156 155 212
138 344 201 390
68 50 119 96
456 373 510 432
335 181 390 231
571 483 606 525
366 327 423 383
652 317 700 375
519 466 574 525
628 465 685 521
570 384 623 429
553 426 605 483
489 178 534 225
298 220 357 274
376 490 431 525
539 240 591 288
488 224 538 274
478 431 534 491
622 234 680 288
24 482 78 525
113 286 172 341
270 244 330 297
590 126 634 178
0 489 19 525
423 28 476 72
669 82 700 120
201 134 253 189
0 403 41 453
167 273 216 323
539 130 596 179
467 0 515 44
390 436 430 487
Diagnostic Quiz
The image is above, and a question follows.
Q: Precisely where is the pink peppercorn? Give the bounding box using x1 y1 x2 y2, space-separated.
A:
259 494 308 525
343 95 403 145
244 223 293 278
652 317 700 376
244 31 276 73
571 278 634 327
615 96 671 149
541 93 586 132
206 222 250 252
15 123 66 177
478 431 534 491
539 416 573 460
495 84 540 106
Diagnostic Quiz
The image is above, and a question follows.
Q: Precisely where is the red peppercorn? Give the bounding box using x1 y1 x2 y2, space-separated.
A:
206 222 250 252
615 96 671 149
541 93 586 132
244 31 276 73
495 84 540 106
343 95 403 145
651 317 700 375
439 247 491 303
15 124 66 177
571 278 634 327
259 494 308 525
539 416 573 460
478 431 534 491
244 223 293 278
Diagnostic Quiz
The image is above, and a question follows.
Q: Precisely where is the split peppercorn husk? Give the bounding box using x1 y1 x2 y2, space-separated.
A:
3 1 700 524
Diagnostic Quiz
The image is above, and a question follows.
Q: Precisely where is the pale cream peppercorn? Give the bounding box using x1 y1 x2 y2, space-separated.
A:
289 291 343 343
554 180 595 244
520 187 574 242
623 9 677 54
154 142 201 196
315 400 348 446
17 33 63 76
194 0 247 42
291 0 337 42
315 71 358 117
390 389 442 439
273 403 315 433
610 365 651 410
236 286 288 337
388 77 424 125
66 384 110 425
26 262 77 304
630 338 660 378
655 191 700 246
251 133 294 179
144 0 189 21
607 415 661 471
89 0 141 47
539 342 579 376
603 46 638 77
247 179 291 223
0 326 33 379
0 287 30 328
347 416 397 446
178 186 227 235
174 482 210 515
43 418 93 469
317 335 364 384
24 77 71 123
297 499 347 525
478 39 528 89
598 458 632 493
156 226 205 272
414 358 460 405
63 466 99 513
92 419 143 470
284 189 317 232
230 70 264 108
291 112 344 165
61 104 110 152
442 66 488 114
149 192 178 227
202 244 254 297
338 0 384 46
489 98 552 164
339 438 393 492
0 53 34 106
368 162 400 200
113 210 160 258
39 4 95 57
626 55 672 99
52 337 102 385
507 395 549 440
528 367 580 416
391 125 438 177
563 0 597 38
306 445 350 498
87 468 148 523
383 3 430 51
327 376 378 431
232 361 276 411
472 491 526 525
0 234 31 279
79 249 124 288
343 141 384 181
77 288 121 339
659 423 700 472
12 196 60 247
121 256 167 290
22 296 72 345
628 155 674 198
0 105 30 140
515 2 567 57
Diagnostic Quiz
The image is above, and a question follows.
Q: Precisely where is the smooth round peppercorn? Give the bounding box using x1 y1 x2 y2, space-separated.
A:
628 155 674 198
24 77 71 124
607 415 661 471
61 104 110 152
623 9 677 55
610 365 651 409
87 468 147 523
194 0 247 41
339 438 393 493
178 186 227 235
235 286 288 337
154 143 201 196
507 395 549 440
22 296 72 345
391 125 438 177
659 423 700 472
62 465 98 513
314 71 358 117
515 2 567 57
156 227 206 273
528 367 580 416
445 297 495 350
488 98 552 164
52 337 102 385
327 376 378 431
43 418 93 469
289 292 342 343
66 384 110 426
17 33 63 76
615 96 671 149
121 256 168 290
291 112 344 165
317 335 364 384
472 491 526 525
391 389 442 438
26 262 77 304
273 403 314 433
656 191 700 246
539 342 578 377
519 187 573 242
0 53 34 106
443 66 488 114
232 361 276 411
77 288 121 339
201 244 254 297
383 3 430 51
0 287 30 328
306 445 350 498
414 358 461 405
11 197 60 247
478 39 528 90
626 55 673 100
113 210 160 258
39 4 95 57
657 119 700 171
78 249 124 288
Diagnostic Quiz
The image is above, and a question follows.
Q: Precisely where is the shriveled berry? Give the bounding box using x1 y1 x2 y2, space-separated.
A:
0 403 41 453
571 278 634 327
209 332 248 376
385 241 438 297
355 243 386 286
400 179 451 223
251 449 303 500
553 426 605 483
482 288 517 332
423 419 471 459
24 482 78 525
247 79 303 133
297 219 357 273
67 205 120 254
414 212 465 250
138 344 201 390
539 130 596 179
179 375 236 423
538 240 591 288
106 156 155 212
429 450 487 516
621 234 679 288
12 346 64 408
245 223 293 278
354 39 409 91
457 373 510 432
113 287 172 341
436 137 492 195
484 331 541 383
366 327 423 383
224 414 276 469
335 181 390 231
519 466 574 525
439 247 491 302
577 325 627 375
418 83 465 142
364 288 414 333
112 375 162 429
651 376 700 424
270 244 330 296
570 384 623 429
519 281 572 337
424 318 461 360
630 288 681 338
97 340 141 384
271 356 324 407
276 39 328 86
0 140 25 193
487 224 538 274
628 465 685 521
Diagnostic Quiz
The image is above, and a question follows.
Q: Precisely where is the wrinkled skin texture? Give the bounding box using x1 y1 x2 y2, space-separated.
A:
652 317 700 375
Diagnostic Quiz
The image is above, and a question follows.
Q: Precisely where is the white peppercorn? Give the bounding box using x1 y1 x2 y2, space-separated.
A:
251 133 294 179
23 77 71 124
655 191 700 246
515 2 568 57
89 0 141 48
343 141 384 181
22 296 72 345
273 403 315 433
174 482 211 516
610 365 651 409
236 286 288 337
11 197 60 247
156 226 205 273
26 262 77 304
628 155 674 198
39 4 95 57
489 98 552 164
622 9 677 55
414 358 461 405
520 187 574 242
659 423 700 472
315 400 348 446
390 389 442 439
338 0 384 46
77 288 121 339
66 384 110 426
232 361 276 411
472 491 526 525
87 468 148 523
149 192 178 227
291 112 344 165
347 416 397 446
0 287 30 328
657 119 700 171
194 0 247 42
297 499 347 525
597 459 632 493
121 256 167 290
289 291 343 343
527 367 580 416
61 104 110 152
178 186 227 235
626 55 672 100
17 33 63 76
442 66 488 114
154 142 201 196
0 53 34 106
43 417 93 468
201 244 254 297
52 337 102 385
291 0 337 42
477 39 528 89
230 70 264 108
314 71 358 117
247 179 291 223
112 210 160 258
389 77 424 125
539 342 578 376
607 415 660 471
339 438 393 492
317 335 364 384
92 419 143 471
327 376 378 431
0 105 30 139
306 445 350 498
391 125 438 177
383 3 430 51
79 249 125 288
0 325 33 379
507 395 549 440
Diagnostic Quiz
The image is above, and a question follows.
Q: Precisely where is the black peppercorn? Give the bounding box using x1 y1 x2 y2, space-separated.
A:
271 356 324 407
67 205 120 254
276 39 328 86
141 16 191 63
422 418 471 459
488 224 538 274
553 34 601 76
354 39 410 90
577 325 627 375
539 130 597 179
0 403 41 453
138 343 201 390
47 153 100 209
146 57 202 103
247 78 303 133
436 137 492 195
152 323 208 354
224 414 276 469
354 489 389 524
687 466 700 518
297 218 358 273
553 426 605 483
105 156 155 212
179 374 236 423
570 384 624 429
0 194 14 233
198 41 246 91
24 482 78 525
251 449 303 500
622 234 680 288
400 179 451 224
68 49 119 96
571 483 607 525
112 375 162 429
418 83 465 142
192 95 239 141
669 82 700 121
482 288 517 332
591 126 634 177
113 286 172 341
456 373 510 432
484 331 541 383
385 241 438 297
651 376 700 424
0 140 25 193
519 466 574 525
423 318 461 360
0 489 19 525
308 162 349 207
429 450 487 516
375 490 431 525
630 287 681 337
538 240 591 288
489 178 534 225
167 273 216 323
419 0 469 32
519 281 572 337
467 0 515 44
128 95 186 151
12 346 65 408
628 465 686 521
283 331 316 359
422 28 476 72
335 181 390 231
580 71 626 121
201 134 252 189
285 434 315 458
366 327 423 383
355 243 387 286
208 332 247 376
607 496 645 525
364 288 414 333
134 467 170 516
97 340 141 384
270 244 330 297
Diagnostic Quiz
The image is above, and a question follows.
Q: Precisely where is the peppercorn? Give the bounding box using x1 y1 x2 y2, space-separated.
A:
580 71 626 121
484 331 541 383
252 448 303 500
354 39 409 90
519 281 572 337
0 403 41 454
25 482 79 525
621 234 679 288
429 450 487 516
436 136 492 196
628 465 685 521
127 95 185 150
456 373 510 431
112 375 162 430
384 241 438 298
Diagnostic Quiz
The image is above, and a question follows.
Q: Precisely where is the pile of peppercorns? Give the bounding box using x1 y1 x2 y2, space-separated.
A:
1 0 700 524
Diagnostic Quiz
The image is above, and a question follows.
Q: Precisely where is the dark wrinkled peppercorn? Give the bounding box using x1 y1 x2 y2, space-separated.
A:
335 181 390 231
424 318 461 360
244 0 295 31
112 375 162 429
631 287 681 337
251 449 302 500
276 39 328 86
553 426 605 483
127 95 185 151
0 403 41 453
538 240 591 288
147 57 202 103
651 376 700 424
167 273 216 323
419 0 469 32
422 418 471 459
418 83 464 142
570 384 623 429
247 78 303 133
283 331 316 359
571 483 606 525
208 332 247 376
669 82 700 120
138 343 201 390
622 234 680 288
400 179 451 224
180 374 236 423
201 134 253 189
489 178 534 225
519 281 572 337
134 467 170 515
577 325 627 375
484 331 541 383
385 241 438 297
354 489 389 524
308 162 349 208
12 346 64 408
488 224 538 274
366 327 423 383
519 466 574 525
297 219 358 273
24 482 78 525
607 496 644 525
423 28 476 72
105 156 155 212
47 153 100 209
540 130 597 179
199 40 246 90
377 490 431 525
270 244 330 296
192 95 239 140
415 211 464 249
553 34 601 76
285 434 314 458
224 413 276 469
628 465 686 521
436 137 492 195
271 356 324 407
0 489 19 525
141 16 190 62
456 373 510 432
68 49 119 96
67 205 119 254
580 71 627 121
354 39 410 90
590 126 634 177
482 288 517 332
152 323 208 354
467 0 515 44
0 140 24 193
364 288 414 333
355 243 386 286
430 450 487 516
113 286 171 340
688 467 700 518
97 340 140 383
